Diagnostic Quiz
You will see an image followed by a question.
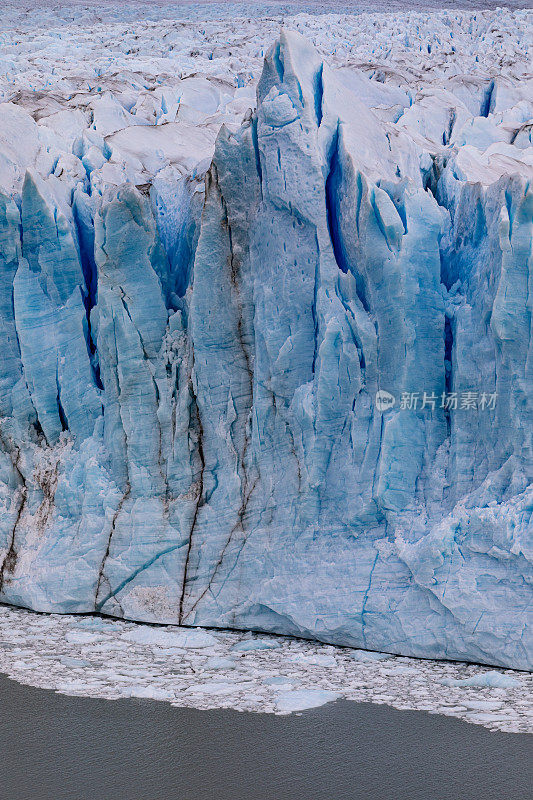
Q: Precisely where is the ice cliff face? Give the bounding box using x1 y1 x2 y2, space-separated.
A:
0 26 531 669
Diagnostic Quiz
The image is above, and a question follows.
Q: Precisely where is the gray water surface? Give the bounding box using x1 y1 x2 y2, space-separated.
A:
0 674 531 800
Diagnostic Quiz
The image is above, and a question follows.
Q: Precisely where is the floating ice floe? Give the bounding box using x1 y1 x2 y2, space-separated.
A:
275 689 340 713
122 626 218 649
440 671 520 689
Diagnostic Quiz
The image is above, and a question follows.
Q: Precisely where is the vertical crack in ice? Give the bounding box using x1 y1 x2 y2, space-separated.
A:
272 40 285 83
442 109 456 145
325 124 347 274
314 62 324 128
94 304 133 611
55 361 69 433
472 611 485 635
481 79 495 117
118 290 167 491
325 126 370 313
0 436 27 593
184 472 259 622
311 230 320 375
94 482 131 611
10 277 48 443
444 312 454 436
221 176 256 518
361 550 379 647
251 116 263 195
178 376 205 623
73 197 103 391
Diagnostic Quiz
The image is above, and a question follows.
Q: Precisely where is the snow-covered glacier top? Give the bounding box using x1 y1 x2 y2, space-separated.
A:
2 0 531 30
0 6 531 671
1 6 531 193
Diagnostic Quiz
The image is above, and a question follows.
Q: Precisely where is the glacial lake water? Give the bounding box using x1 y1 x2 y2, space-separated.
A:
0 673 531 800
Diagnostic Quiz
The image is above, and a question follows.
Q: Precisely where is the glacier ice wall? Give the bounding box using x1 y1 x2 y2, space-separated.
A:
0 29 531 669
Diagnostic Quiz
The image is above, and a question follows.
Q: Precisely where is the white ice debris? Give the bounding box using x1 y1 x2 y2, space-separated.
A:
349 650 391 662
122 626 218 648
441 671 521 689
0 606 530 733
232 639 282 652
275 689 340 713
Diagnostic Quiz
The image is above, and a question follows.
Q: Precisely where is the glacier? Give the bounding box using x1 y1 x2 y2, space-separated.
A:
0 10 531 671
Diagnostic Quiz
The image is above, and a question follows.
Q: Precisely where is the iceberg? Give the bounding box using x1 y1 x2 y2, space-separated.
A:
0 24 531 671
